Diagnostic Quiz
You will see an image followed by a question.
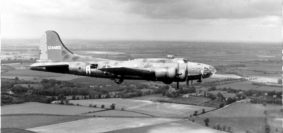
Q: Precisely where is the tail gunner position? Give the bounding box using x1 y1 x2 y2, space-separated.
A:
31 31 216 89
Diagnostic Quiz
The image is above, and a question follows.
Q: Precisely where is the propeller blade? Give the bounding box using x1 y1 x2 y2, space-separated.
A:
197 68 204 83
200 69 204 75
197 76 202 83
186 78 189 86
185 64 189 86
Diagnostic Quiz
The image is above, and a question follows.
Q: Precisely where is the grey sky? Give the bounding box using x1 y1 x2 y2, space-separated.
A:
123 0 280 19
1 0 281 42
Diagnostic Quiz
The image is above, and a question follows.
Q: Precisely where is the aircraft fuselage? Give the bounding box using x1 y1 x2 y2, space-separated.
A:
30 31 216 86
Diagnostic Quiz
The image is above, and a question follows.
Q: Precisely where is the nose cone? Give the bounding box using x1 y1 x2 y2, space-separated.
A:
202 65 216 78
186 62 216 78
209 65 217 75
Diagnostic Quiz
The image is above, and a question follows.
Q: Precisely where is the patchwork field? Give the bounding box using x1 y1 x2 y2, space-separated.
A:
217 81 281 91
1 128 37 133
29 118 224 133
1 101 219 133
1 103 96 133
197 102 283 133
107 120 224 133
28 118 199 133
1 65 16 73
1 69 79 81
2 115 87 129
70 99 215 118
1 102 103 115
132 94 211 106
84 110 152 117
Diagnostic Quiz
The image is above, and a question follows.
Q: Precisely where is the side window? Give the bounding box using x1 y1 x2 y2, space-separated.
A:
90 64 98 69
183 59 188 63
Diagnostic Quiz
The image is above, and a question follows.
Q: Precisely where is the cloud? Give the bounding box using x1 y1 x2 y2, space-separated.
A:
2 0 128 21
3 0 280 21
122 0 281 19
1 0 281 42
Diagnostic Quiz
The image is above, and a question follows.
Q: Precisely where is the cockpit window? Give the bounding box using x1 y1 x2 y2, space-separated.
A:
157 60 167 63
173 58 188 63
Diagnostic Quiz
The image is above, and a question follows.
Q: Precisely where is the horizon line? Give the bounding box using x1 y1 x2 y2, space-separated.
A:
2 38 281 44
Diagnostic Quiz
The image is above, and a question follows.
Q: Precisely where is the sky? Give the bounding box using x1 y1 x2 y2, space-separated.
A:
1 0 282 42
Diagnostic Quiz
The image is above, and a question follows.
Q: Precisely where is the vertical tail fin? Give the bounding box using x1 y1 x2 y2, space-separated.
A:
39 30 73 62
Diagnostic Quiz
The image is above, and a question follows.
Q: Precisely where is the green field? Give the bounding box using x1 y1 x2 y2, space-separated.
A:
215 61 280 78
2 102 103 115
1 128 37 133
70 99 215 118
217 81 281 91
133 94 212 106
106 120 223 133
197 102 283 133
2 115 87 129
1 69 78 81
1 65 16 73
28 117 179 133
85 110 152 117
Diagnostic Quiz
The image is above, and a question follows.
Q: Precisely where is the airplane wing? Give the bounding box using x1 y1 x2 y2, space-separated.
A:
30 62 70 73
30 62 69 67
99 67 154 77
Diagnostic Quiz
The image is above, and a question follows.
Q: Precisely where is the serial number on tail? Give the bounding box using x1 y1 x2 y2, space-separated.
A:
48 46 61 50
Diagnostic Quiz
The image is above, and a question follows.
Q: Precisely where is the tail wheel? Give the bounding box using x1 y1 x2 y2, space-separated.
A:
114 75 124 84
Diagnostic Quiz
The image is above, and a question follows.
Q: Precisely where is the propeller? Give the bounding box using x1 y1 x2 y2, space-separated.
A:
175 63 187 89
200 68 204 75
114 78 123 84
185 64 190 86
113 75 124 84
197 69 204 83
175 63 180 89
186 78 189 86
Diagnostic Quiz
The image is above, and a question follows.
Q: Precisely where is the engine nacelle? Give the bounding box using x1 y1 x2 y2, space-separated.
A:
69 62 88 75
155 67 176 83
177 63 187 81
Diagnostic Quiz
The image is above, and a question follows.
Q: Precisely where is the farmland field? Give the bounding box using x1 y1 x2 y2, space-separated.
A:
106 120 223 133
197 102 283 133
70 99 215 117
1 128 37 133
1 69 78 81
132 94 212 107
217 81 281 91
2 115 88 129
1 65 16 73
28 117 179 133
84 110 152 117
1 102 103 115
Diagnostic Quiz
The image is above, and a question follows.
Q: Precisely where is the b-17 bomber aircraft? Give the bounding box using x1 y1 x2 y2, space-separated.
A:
30 31 216 89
